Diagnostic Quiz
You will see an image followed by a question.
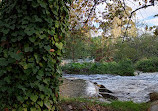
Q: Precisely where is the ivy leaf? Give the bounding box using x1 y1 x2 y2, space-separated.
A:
44 101 51 109
3 29 9 34
30 108 37 111
23 64 28 70
33 68 38 74
30 94 38 102
0 58 8 66
34 53 40 63
24 28 35 36
22 20 28 25
52 10 58 16
9 52 22 61
38 84 45 91
44 45 51 51
55 42 63 49
39 34 46 39
29 37 36 42
40 94 45 100
37 101 43 107
24 46 33 52
10 25 15 30
4 76 11 83
55 21 59 28
34 15 42 22
17 96 25 103
38 70 44 78
48 30 55 35
39 1 46 8
24 47 30 52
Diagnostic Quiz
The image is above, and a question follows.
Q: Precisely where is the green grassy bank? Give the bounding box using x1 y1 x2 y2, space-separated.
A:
58 98 150 111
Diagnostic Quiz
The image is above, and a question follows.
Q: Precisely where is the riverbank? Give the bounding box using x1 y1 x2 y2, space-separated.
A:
58 97 150 111
61 58 158 76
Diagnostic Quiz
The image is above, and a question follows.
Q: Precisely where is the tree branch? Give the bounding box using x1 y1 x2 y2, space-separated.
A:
123 3 155 41
83 0 98 24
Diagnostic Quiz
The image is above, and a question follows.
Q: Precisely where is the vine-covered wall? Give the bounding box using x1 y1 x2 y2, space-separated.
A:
0 0 71 110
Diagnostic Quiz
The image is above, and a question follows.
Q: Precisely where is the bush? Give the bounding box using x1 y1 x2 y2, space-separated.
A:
135 58 158 72
117 59 135 76
62 63 90 74
62 60 135 76
107 62 118 74
90 62 108 74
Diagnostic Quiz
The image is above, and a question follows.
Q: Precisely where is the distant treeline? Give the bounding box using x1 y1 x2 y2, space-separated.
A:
63 33 158 63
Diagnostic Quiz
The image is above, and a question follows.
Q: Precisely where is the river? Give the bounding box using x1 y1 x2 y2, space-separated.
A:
63 72 158 103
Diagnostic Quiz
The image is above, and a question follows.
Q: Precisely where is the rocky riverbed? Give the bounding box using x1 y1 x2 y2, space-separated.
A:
62 72 158 103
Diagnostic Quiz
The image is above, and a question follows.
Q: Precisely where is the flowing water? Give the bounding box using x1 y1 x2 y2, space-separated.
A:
63 72 158 103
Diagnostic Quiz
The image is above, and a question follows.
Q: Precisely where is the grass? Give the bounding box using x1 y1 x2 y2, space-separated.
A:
108 101 149 111
58 97 150 111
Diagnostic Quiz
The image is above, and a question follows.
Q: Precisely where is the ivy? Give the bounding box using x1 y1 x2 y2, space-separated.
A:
0 0 71 110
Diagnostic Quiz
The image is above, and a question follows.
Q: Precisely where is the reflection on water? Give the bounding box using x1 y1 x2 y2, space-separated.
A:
63 72 158 103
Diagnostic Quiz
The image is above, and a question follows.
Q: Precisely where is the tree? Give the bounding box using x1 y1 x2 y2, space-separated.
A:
64 31 92 61
113 33 158 62
69 0 157 40
0 0 157 110
67 0 157 62
0 0 71 110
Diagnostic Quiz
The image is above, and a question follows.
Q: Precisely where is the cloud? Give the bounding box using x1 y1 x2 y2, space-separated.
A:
126 0 158 26
144 17 158 26
136 5 158 20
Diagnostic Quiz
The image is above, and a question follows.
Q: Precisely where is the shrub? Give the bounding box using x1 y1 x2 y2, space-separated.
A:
62 63 90 74
136 58 158 72
107 62 118 74
62 60 135 76
117 59 135 76
90 62 108 74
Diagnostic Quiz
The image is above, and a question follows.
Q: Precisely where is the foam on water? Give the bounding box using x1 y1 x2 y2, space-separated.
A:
63 72 158 103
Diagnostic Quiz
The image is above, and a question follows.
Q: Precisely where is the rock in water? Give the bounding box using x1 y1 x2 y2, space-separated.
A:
99 93 118 100
95 83 117 100
149 92 158 102
99 85 113 93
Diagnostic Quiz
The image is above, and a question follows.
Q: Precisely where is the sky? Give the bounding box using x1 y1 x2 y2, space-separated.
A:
91 0 158 37
125 0 158 26
96 0 158 26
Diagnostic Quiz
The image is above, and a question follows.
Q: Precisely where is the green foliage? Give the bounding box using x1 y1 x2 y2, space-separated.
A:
90 62 109 74
108 101 149 111
64 33 158 64
62 62 91 74
63 31 92 61
0 0 71 110
117 59 135 76
114 34 158 62
62 59 134 76
135 57 158 72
